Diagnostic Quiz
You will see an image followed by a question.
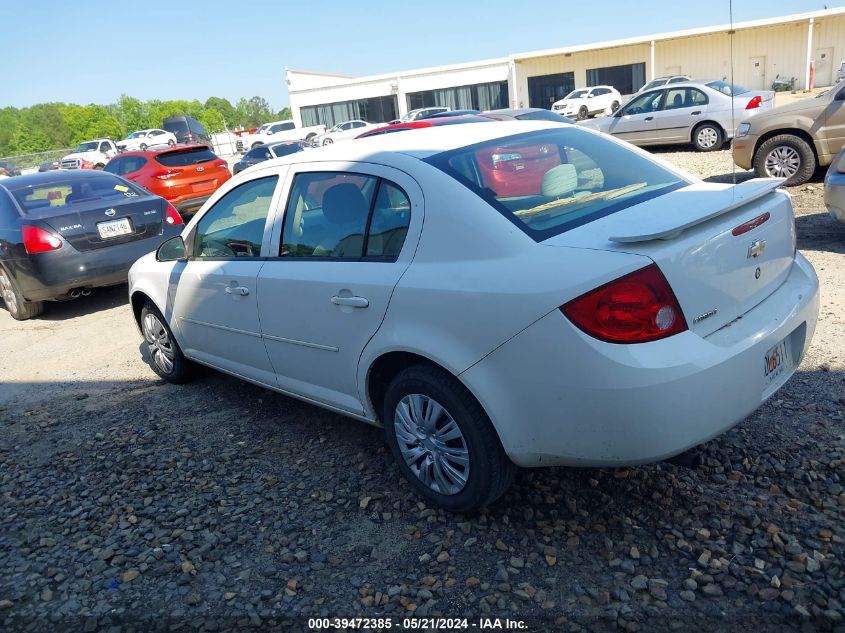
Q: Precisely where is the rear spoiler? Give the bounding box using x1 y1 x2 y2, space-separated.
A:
609 178 786 243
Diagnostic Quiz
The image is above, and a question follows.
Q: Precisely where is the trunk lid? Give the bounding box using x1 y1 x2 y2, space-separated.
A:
542 179 796 337
151 146 230 199
37 195 166 252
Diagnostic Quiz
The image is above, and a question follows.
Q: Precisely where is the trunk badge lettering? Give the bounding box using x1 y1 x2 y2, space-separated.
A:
747 240 766 258
693 309 718 325
105 208 116 217
755 267 762 279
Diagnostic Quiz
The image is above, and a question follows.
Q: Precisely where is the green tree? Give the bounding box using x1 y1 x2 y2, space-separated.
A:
113 95 149 134
277 107 292 120
204 97 236 128
198 109 225 134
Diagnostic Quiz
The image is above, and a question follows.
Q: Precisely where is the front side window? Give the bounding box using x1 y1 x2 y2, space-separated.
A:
425 128 688 241
193 176 278 258
281 172 410 260
623 91 663 114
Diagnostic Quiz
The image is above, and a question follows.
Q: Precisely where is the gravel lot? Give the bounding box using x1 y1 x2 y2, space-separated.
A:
2 147 845 632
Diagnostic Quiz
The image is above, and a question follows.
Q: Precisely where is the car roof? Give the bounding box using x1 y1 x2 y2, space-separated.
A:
0 169 122 189
279 120 568 163
114 143 212 157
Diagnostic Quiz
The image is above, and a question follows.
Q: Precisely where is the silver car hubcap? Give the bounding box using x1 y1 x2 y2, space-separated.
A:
142 312 175 375
0 272 18 313
394 394 470 495
764 146 801 178
697 127 718 148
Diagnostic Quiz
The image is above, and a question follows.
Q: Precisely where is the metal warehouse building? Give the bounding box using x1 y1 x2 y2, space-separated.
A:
287 7 845 128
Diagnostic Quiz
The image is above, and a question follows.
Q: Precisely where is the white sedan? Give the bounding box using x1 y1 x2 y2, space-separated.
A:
117 129 177 151
313 120 377 146
128 122 819 512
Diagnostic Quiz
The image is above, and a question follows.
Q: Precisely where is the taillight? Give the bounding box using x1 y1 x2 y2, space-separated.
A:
22 225 63 254
213 159 227 167
165 203 183 225
152 169 181 180
745 95 762 110
81 160 95 169
561 264 688 344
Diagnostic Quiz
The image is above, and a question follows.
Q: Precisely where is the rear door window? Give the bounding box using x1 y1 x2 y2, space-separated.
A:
105 156 148 176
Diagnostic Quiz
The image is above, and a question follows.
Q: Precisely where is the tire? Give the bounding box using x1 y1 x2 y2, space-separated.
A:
168 140 175 147
753 134 816 186
322 138 334 146
140 143 147 151
692 123 723 152
577 106 588 121
251 143 262 149
383 365 515 512
140 301 194 383
0 267 43 320
610 100 620 113
305 133 317 143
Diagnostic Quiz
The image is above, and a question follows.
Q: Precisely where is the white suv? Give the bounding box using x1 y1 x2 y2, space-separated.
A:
552 86 622 120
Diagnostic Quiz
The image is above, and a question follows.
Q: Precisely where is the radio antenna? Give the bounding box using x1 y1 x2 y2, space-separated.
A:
730 0 737 186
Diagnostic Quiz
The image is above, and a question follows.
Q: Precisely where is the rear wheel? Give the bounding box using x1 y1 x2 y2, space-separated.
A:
140 301 194 383
692 123 723 151
383 365 515 512
0 267 43 321
753 134 816 186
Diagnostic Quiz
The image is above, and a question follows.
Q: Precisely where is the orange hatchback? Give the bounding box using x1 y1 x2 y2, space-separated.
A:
104 145 231 216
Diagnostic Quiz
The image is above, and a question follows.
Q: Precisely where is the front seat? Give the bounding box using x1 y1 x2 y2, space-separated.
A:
312 183 367 257
672 93 683 109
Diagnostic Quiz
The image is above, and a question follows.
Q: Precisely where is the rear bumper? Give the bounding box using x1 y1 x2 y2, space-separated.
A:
15 227 182 301
461 254 819 467
173 196 210 215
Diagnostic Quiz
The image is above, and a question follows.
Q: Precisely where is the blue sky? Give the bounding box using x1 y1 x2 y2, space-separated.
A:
1 0 835 110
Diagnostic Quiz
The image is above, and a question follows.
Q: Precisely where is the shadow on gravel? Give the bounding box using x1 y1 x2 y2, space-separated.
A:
24 284 129 322
796 212 845 254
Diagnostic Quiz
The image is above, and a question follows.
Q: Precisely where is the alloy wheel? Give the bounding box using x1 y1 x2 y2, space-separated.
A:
142 312 175 375
394 394 470 495
697 127 719 149
764 146 801 178
0 271 18 314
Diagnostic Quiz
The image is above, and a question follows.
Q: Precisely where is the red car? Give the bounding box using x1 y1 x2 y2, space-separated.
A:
104 145 231 216
356 115 492 139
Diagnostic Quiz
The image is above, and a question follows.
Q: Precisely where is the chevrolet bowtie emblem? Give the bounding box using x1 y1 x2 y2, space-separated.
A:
747 240 766 258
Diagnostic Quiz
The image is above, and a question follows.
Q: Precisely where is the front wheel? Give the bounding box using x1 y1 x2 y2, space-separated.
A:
0 267 43 320
577 106 588 121
692 123 723 152
94 163 105 170
753 134 816 186
168 139 175 147
140 143 147 151
322 137 334 146
610 100 620 113
140 301 194 383
383 365 515 512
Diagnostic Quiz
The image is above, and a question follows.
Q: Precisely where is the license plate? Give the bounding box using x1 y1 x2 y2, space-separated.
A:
96 217 132 239
763 338 792 388
191 181 214 193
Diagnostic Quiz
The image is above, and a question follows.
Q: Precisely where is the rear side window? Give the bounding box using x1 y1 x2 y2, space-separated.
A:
425 128 687 241
9 175 146 213
164 120 188 135
105 156 148 176
280 172 410 260
271 143 304 158
188 118 207 135
156 147 217 167
0 189 19 224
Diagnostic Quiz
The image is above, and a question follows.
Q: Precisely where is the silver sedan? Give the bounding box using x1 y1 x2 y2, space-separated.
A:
579 80 774 151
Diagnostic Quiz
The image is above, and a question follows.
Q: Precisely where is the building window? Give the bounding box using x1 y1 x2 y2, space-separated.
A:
586 63 646 95
406 81 508 111
528 72 575 109
301 95 398 127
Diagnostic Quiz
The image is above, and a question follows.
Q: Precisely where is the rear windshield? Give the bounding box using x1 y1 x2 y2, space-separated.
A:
155 147 217 167
424 128 688 241
163 120 189 135
705 80 749 96
9 175 146 214
515 110 572 122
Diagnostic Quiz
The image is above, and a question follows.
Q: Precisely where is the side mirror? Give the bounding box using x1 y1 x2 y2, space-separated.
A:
156 236 187 262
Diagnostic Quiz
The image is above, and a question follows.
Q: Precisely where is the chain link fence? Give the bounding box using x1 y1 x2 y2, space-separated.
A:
0 148 73 174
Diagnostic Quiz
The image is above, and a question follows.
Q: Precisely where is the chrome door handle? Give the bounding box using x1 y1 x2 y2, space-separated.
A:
331 295 369 308
225 286 250 296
